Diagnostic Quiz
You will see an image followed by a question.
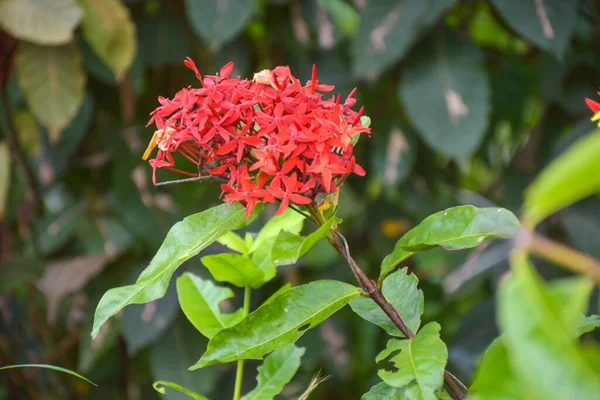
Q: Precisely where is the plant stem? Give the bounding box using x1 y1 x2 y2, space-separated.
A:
307 202 467 399
233 286 252 400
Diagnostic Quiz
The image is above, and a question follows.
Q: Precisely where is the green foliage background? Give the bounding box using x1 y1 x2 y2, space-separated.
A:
1 0 600 399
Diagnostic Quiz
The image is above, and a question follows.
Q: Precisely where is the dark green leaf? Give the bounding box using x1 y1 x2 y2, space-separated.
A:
176 272 244 339
191 280 360 369
36 202 86 255
184 0 255 47
350 267 423 337
498 253 600 399
242 344 305 400
0 257 45 292
399 31 490 161
201 253 264 288
376 322 447 396
137 14 190 67
318 0 359 37
91 202 253 338
16 42 86 142
351 0 454 78
0 364 96 386
153 381 208 400
523 131 600 228
491 0 576 59
380 206 520 281
0 0 82 45
561 200 600 259
79 0 136 80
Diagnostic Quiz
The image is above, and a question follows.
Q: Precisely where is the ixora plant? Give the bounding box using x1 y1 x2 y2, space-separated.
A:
86 60 600 400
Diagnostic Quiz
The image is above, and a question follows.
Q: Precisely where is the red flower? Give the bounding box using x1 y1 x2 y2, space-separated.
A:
585 91 600 126
143 58 371 217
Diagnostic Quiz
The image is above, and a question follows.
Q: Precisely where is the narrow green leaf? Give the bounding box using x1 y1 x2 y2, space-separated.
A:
176 272 244 339
201 253 264 288
218 231 249 254
380 206 520 281
16 42 86 142
270 217 340 267
79 0 136 80
191 280 360 369
0 364 96 386
491 0 576 59
523 131 600 228
399 31 490 161
153 381 209 400
0 0 82 45
0 142 10 221
91 202 252 338
351 267 423 337
242 344 305 400
376 322 448 398
249 208 305 254
499 253 600 399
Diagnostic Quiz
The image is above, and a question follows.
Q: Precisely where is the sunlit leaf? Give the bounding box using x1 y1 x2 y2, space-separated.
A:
176 272 244 339
361 381 411 400
0 364 96 386
380 206 520 281
217 231 249 254
91 202 255 338
0 0 82 45
242 344 305 400
201 253 264 288
79 0 136 80
191 280 359 369
351 267 423 337
523 131 600 228
376 322 447 397
153 381 209 400
16 42 86 142
249 208 305 254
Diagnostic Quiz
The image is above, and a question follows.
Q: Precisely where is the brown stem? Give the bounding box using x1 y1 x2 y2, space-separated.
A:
306 203 466 399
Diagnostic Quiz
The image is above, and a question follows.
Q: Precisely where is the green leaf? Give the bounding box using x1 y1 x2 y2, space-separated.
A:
16 42 86 142
498 253 600 399
0 142 10 221
0 0 82 45
380 206 520 281
318 0 359 37
191 280 360 369
376 322 448 398
176 272 244 339
91 202 252 338
153 381 209 400
79 0 136 80
270 216 339 267
184 0 255 48
201 253 265 288
351 0 454 78
523 131 600 228
351 267 423 337
217 231 249 254
469 338 524 400
491 0 576 59
242 344 305 400
361 381 411 399
249 208 305 254
577 315 600 337
399 31 490 161
0 364 96 386
137 14 190 67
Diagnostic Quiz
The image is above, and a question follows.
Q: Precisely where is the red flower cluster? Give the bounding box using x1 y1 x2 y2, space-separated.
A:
144 58 370 218
586 93 600 127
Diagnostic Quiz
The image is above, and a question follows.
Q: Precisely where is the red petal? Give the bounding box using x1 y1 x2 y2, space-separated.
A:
586 98 600 113
220 62 234 79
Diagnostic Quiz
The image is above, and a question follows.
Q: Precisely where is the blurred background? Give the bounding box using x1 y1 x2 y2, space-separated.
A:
1 0 599 399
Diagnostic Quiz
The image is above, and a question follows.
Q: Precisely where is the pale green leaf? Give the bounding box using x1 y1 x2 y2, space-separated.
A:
217 231 248 254
91 202 253 338
176 272 243 340
318 0 359 37
0 142 10 221
361 381 411 399
201 253 264 288
0 364 96 386
376 322 447 399
242 344 305 400
79 0 136 80
498 253 600 399
249 208 305 254
380 206 520 281
191 280 360 369
0 0 82 45
577 315 600 337
523 131 600 228
16 42 86 142
399 31 490 161
153 381 209 400
351 267 423 337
